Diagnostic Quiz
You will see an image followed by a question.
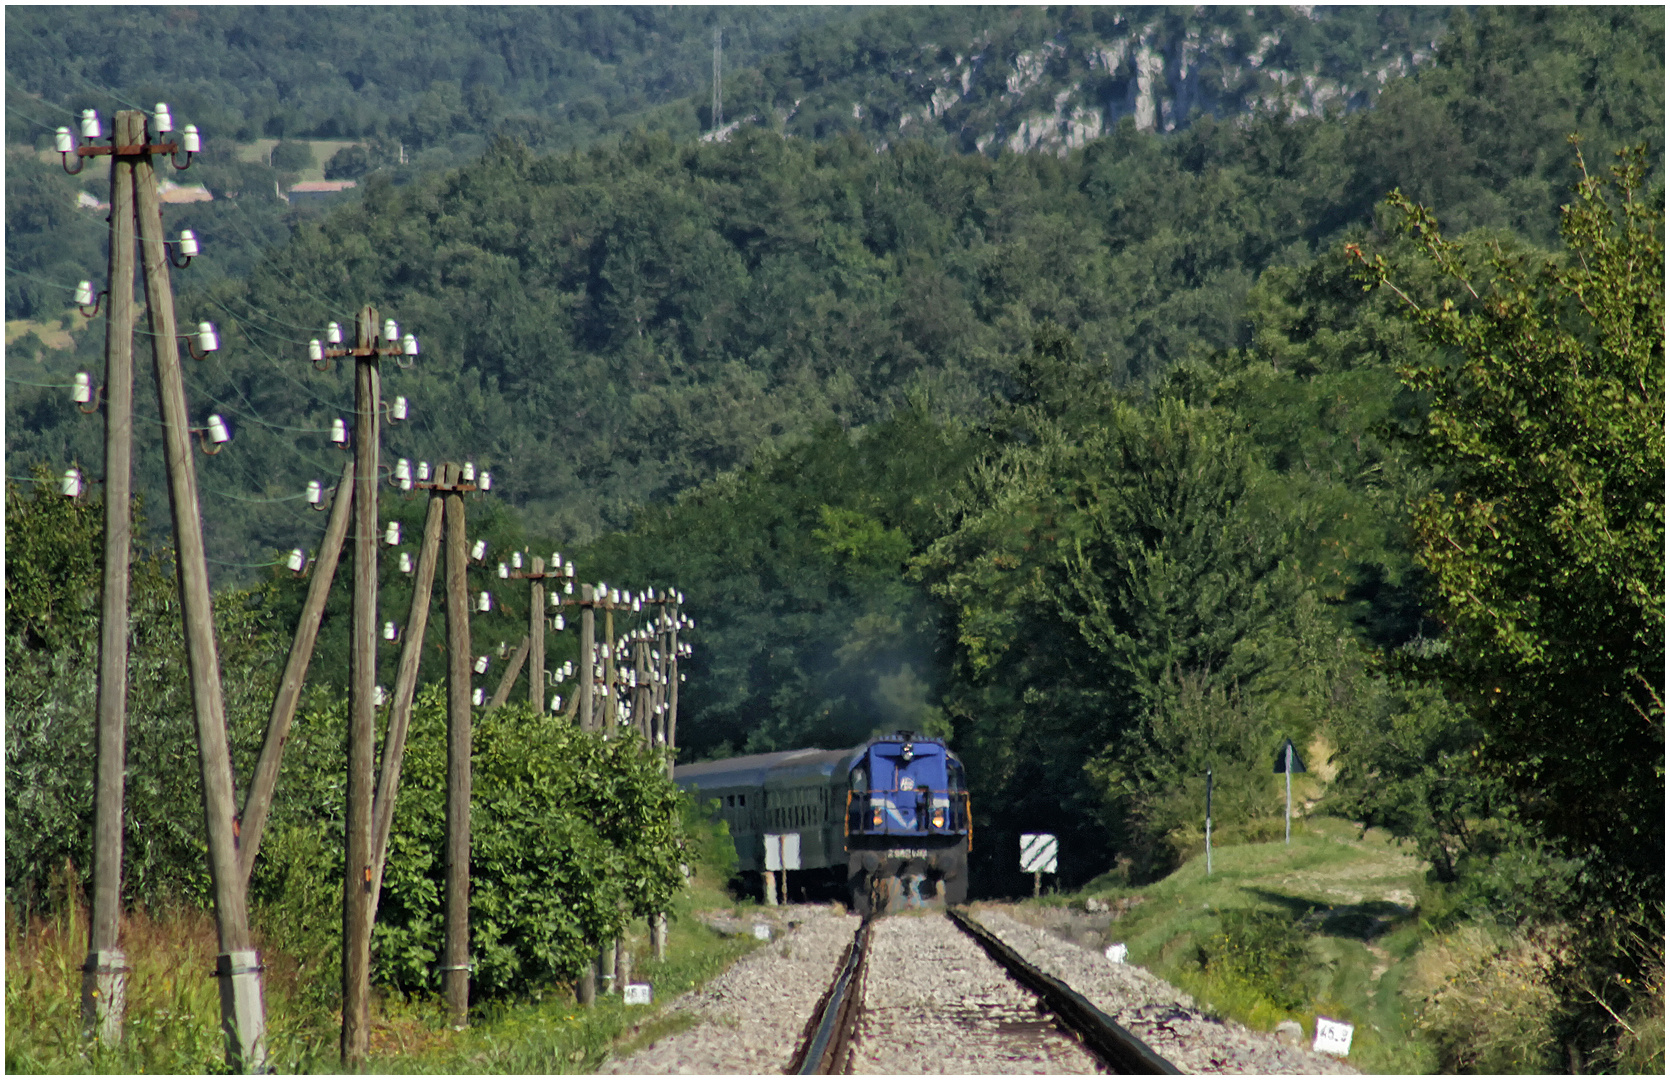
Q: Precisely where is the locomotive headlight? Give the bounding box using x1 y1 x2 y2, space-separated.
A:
871 807 884 827
931 809 946 829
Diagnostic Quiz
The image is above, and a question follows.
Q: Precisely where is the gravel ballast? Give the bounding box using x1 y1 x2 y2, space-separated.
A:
967 905 1357 1074
600 905 857 1075
849 911 1104 1075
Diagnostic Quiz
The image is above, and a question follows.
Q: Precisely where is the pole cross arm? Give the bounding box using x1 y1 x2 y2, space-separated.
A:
412 481 477 493
321 345 406 359
77 142 180 157
315 345 410 375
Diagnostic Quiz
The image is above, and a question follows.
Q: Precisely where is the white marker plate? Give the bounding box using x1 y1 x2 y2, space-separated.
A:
1313 1017 1353 1056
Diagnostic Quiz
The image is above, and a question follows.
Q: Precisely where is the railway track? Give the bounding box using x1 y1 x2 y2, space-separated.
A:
603 903 1350 1074
790 908 1179 1075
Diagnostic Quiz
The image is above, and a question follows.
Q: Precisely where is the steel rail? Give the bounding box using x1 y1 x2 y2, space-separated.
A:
946 907 1181 1075
789 917 872 1074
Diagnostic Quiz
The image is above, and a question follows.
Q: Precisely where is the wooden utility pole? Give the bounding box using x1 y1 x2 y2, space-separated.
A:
135 114 266 1073
667 598 681 756
599 592 618 995
82 108 140 1050
579 594 596 732
650 595 673 961
238 461 354 882
339 307 383 1064
529 557 546 712
370 463 451 912
486 636 530 710
604 601 617 735
492 556 561 712
443 463 473 1028
632 635 650 739
576 580 599 1006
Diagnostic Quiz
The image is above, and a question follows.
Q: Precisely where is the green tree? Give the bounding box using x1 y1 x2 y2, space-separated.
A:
4 470 287 912
269 140 316 173
1355 142 1664 898
920 328 1321 882
324 144 373 181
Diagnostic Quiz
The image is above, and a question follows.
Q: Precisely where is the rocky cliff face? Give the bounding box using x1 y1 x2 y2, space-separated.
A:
760 7 1449 156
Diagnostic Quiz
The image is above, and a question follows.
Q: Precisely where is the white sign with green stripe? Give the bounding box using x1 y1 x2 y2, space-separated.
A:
1019 832 1058 873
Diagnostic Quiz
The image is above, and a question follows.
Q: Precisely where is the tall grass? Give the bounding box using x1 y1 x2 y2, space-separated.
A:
7 851 756 1074
1406 922 1565 1072
5 889 334 1072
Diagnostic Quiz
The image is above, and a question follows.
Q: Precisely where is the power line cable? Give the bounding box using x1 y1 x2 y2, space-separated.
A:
3 263 86 293
66 70 155 116
206 488 312 504
5 375 79 389
5 104 62 131
202 290 332 345
210 194 359 319
205 554 291 569
5 79 80 118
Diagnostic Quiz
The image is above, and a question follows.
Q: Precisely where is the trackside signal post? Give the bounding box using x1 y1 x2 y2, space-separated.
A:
1205 769 1214 876
1273 738 1307 844
1020 833 1058 898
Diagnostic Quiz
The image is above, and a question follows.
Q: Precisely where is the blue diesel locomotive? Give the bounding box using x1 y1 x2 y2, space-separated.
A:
674 731 970 914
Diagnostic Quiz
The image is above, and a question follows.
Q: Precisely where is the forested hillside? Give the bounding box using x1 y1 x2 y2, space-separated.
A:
5 6 840 148
8 5 1458 320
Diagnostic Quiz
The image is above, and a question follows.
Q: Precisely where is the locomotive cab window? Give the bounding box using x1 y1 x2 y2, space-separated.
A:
849 765 867 791
947 759 965 792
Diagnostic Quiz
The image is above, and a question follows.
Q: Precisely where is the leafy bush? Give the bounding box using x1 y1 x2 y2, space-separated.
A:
371 691 686 998
1323 676 1498 882
1198 908 1314 1011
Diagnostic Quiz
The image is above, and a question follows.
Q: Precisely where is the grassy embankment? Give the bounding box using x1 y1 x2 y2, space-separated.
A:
5 860 762 1073
1038 816 1438 1074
